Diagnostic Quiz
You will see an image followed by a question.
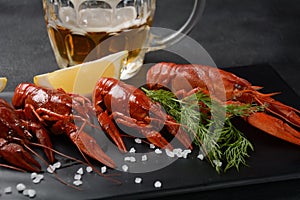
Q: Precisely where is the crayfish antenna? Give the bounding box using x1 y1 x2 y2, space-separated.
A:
31 142 121 185
0 164 27 172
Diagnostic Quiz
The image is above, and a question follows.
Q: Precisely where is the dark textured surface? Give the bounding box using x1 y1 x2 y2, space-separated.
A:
0 0 300 95
0 0 300 199
1 64 300 200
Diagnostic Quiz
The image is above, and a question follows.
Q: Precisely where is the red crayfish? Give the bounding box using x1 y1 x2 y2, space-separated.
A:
93 77 193 152
0 98 53 172
146 62 300 145
12 83 115 169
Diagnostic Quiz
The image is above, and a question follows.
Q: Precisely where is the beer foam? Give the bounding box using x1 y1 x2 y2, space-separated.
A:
59 4 149 33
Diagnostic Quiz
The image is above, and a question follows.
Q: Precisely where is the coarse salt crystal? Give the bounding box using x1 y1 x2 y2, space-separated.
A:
154 148 162 154
149 144 155 149
134 177 142 184
77 167 84 175
4 186 12 194
124 156 131 162
86 166 93 173
165 149 175 157
23 189 29 196
32 174 44 184
16 183 26 192
31 172 37 179
129 147 136 153
124 156 136 162
173 148 183 157
130 156 136 162
74 174 82 180
197 154 204 160
23 189 36 198
101 166 107 174
141 154 148 161
53 161 61 169
73 180 83 186
154 180 162 188
47 165 55 173
182 149 192 158
213 160 222 167
122 164 129 172
134 138 142 144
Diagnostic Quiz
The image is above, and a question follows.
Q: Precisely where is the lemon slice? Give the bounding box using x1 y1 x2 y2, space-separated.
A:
34 51 128 96
0 77 7 92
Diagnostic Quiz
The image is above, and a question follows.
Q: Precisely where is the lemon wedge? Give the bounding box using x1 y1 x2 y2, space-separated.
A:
34 51 128 96
0 77 7 92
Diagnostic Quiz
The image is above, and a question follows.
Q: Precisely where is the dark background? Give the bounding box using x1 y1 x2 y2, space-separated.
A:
0 0 300 199
0 0 300 95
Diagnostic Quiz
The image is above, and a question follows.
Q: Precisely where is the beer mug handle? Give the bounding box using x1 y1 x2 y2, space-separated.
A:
147 0 206 51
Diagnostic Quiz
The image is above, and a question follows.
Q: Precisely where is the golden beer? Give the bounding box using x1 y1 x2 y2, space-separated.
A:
46 19 153 68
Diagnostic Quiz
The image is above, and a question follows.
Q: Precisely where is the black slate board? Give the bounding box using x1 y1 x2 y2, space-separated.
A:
0 64 300 200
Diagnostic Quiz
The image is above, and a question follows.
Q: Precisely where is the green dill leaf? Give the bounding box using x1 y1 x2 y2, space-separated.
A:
143 88 258 173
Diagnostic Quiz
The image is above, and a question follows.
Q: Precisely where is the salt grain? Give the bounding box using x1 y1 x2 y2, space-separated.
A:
32 174 44 184
141 154 148 161
182 149 192 158
134 177 142 184
77 167 84 175
23 189 36 198
4 186 12 194
74 174 82 180
149 144 155 149
124 156 136 162
16 183 26 192
86 166 93 173
134 138 142 144
154 180 162 188
213 160 222 167
31 172 37 179
46 165 55 173
165 149 175 158
129 147 136 153
124 156 132 162
73 180 83 186
197 154 204 160
173 148 183 157
53 161 61 169
122 164 129 172
23 189 29 196
154 148 162 154
101 166 107 174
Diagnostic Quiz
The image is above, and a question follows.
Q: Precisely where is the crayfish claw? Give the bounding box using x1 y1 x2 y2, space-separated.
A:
70 131 116 169
0 139 41 172
247 112 300 145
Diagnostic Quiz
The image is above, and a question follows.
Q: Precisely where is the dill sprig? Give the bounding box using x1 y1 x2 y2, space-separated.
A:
143 88 263 173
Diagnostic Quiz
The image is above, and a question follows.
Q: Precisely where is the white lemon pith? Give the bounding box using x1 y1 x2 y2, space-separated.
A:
0 77 7 92
34 51 128 96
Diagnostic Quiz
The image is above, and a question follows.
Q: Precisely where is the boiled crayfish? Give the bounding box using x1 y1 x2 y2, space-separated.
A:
146 62 300 146
93 77 193 152
12 83 115 168
0 98 52 172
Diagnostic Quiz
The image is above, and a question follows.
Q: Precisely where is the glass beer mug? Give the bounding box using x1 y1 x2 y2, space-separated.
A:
43 0 205 79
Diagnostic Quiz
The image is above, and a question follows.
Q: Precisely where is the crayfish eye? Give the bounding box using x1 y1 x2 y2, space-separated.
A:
234 84 242 89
